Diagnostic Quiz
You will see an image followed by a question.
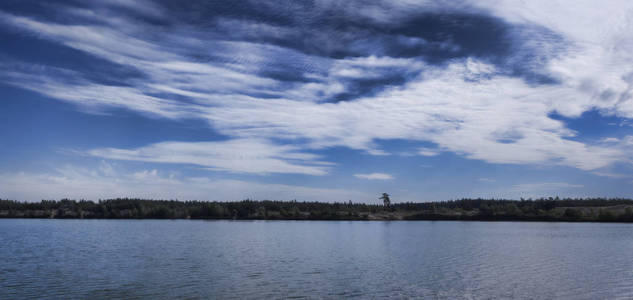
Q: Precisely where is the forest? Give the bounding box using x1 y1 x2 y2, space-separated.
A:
2 197 633 222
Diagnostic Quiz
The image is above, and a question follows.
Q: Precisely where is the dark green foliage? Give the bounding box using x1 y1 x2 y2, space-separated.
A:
1 197 633 222
564 208 583 219
598 209 615 221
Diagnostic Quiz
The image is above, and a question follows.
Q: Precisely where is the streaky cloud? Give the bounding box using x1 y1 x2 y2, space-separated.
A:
0 166 369 202
0 0 632 176
354 173 394 180
85 139 332 176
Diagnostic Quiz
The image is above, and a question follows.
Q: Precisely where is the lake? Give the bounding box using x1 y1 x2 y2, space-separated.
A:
1 219 632 299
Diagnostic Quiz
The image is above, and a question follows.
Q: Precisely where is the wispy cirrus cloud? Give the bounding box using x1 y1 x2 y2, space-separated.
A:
418 147 441 157
0 164 369 202
512 182 584 192
0 0 632 177
354 173 394 180
84 139 331 176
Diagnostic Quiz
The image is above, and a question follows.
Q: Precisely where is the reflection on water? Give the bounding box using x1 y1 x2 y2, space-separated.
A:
1 219 633 299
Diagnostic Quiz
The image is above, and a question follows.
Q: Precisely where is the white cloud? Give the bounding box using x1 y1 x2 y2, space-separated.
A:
592 172 630 179
473 0 633 119
512 182 584 192
1 1 633 176
199 62 626 170
602 137 620 143
418 147 440 156
0 166 370 202
354 173 394 180
85 139 331 176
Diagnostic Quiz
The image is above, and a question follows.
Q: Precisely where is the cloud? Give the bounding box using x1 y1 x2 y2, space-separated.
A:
475 0 633 118
592 172 630 179
354 173 394 180
478 178 496 183
0 0 632 176
602 137 620 143
418 147 440 156
85 139 331 176
512 182 584 192
0 166 370 202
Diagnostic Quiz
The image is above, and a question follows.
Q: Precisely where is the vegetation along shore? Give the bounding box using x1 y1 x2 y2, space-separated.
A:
2 198 633 222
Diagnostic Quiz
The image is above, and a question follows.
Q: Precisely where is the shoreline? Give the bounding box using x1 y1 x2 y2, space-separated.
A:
3 198 633 223
3 214 633 223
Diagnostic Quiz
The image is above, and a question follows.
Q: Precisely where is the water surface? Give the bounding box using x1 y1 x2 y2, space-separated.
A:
1 219 632 299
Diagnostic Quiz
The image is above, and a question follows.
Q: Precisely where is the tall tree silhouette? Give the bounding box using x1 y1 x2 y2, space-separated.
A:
380 193 391 208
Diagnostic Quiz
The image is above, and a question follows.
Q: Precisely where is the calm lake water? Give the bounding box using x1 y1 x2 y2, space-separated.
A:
1 219 633 299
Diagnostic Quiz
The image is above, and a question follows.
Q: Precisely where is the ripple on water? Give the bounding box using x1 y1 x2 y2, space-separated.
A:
2 220 633 299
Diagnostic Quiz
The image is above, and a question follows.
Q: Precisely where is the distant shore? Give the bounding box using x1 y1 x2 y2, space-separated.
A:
2 198 633 222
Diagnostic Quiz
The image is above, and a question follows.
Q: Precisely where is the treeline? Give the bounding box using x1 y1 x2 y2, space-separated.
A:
1 197 633 222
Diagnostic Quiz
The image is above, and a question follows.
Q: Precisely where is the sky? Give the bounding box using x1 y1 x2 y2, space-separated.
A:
1 0 633 203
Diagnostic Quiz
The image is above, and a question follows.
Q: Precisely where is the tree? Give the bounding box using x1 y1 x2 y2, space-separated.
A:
564 208 583 219
380 193 391 208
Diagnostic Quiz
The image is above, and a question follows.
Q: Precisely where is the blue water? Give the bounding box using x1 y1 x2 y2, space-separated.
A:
1 219 633 299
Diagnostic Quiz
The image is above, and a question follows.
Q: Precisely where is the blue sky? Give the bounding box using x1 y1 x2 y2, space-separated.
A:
1 0 633 203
